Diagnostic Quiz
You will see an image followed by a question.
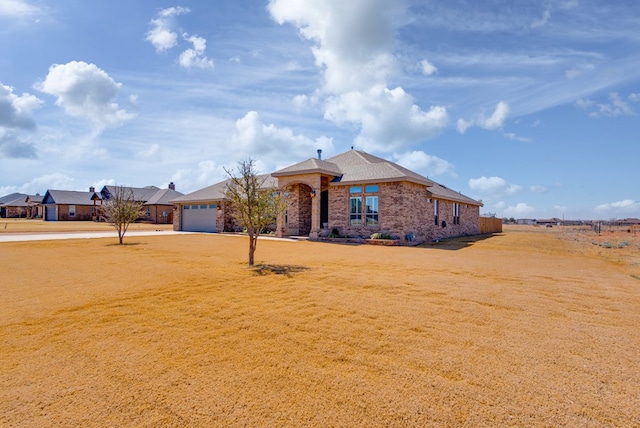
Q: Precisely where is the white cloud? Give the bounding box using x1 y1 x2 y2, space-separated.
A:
468 176 522 197
457 101 509 133
0 82 43 130
324 85 448 152
229 111 334 168
0 173 77 196
268 0 446 149
531 8 551 28
503 202 535 217
0 0 39 17
576 92 637 118
171 160 227 192
393 150 455 177
137 143 161 161
35 61 136 129
145 6 190 53
178 34 214 69
594 199 640 218
420 59 437 76
529 185 547 193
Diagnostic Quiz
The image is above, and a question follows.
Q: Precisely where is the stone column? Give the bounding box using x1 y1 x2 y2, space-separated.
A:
309 176 321 238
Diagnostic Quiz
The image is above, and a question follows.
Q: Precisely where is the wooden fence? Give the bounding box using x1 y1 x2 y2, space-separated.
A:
480 217 503 234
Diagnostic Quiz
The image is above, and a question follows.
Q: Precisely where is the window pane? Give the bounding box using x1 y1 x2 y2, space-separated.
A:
365 184 378 193
350 196 362 225
192 205 199 209
200 204 207 209
349 186 362 194
184 205 190 210
366 196 378 225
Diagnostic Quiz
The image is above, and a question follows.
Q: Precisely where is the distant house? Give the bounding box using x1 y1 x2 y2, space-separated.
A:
516 218 536 225
25 194 44 219
100 183 183 224
144 183 183 224
172 149 483 242
41 189 99 221
0 193 28 218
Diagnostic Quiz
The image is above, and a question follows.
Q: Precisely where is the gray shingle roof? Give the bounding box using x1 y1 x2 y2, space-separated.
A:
171 175 278 204
272 150 434 186
42 190 97 206
0 193 27 205
427 182 483 206
272 158 343 177
145 188 184 205
1 196 28 207
100 185 161 202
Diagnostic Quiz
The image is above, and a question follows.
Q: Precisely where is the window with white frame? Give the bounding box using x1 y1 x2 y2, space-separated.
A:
434 200 439 226
453 202 460 225
69 205 76 217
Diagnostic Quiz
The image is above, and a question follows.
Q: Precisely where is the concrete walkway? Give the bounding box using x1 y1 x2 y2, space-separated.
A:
0 230 189 243
0 231 306 243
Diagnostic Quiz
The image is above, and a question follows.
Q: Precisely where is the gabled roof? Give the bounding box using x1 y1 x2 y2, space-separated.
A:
1 195 28 207
42 190 98 206
272 158 343 177
171 175 278 204
145 188 184 205
26 194 43 204
100 185 161 202
0 193 27 205
427 182 483 206
272 150 434 187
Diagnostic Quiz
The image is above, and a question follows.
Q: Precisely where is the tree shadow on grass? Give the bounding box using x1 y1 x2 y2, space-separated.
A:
104 242 144 247
252 264 310 277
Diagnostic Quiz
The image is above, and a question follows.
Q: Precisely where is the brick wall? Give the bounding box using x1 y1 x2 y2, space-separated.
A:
326 181 480 242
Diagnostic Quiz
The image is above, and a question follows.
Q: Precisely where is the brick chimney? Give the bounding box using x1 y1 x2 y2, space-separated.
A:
168 182 176 191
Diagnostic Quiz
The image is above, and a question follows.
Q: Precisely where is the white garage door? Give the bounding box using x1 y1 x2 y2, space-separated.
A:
182 204 217 232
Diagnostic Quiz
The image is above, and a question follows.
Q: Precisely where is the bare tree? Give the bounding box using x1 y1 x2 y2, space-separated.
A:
225 159 286 266
103 185 145 245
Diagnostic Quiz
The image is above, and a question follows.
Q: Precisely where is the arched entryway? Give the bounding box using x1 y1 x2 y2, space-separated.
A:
283 182 313 236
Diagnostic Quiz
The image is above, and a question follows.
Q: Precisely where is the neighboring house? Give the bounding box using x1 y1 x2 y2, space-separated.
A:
41 189 100 221
173 149 483 242
144 183 184 224
25 194 44 218
100 184 180 223
171 176 277 233
0 193 28 218
516 218 536 225
536 218 561 226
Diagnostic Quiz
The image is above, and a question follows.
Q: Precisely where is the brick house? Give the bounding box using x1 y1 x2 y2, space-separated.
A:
99 184 183 224
0 193 28 218
172 149 482 242
272 149 481 242
171 175 277 233
41 189 100 221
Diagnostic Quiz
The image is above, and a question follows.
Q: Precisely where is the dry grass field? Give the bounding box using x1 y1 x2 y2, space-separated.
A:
1 223 639 427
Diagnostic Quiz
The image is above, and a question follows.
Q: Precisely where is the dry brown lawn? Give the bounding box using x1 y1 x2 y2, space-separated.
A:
1 224 639 427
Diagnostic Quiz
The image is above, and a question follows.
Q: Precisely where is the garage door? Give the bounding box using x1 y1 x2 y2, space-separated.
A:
182 204 217 232
45 205 57 221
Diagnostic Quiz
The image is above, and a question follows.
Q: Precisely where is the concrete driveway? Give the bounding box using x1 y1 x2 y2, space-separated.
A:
0 230 189 243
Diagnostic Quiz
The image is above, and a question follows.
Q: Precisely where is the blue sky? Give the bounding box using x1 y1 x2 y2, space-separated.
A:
1 0 638 220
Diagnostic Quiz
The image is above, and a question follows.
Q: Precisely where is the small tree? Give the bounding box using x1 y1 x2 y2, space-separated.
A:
103 185 145 245
225 159 286 266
